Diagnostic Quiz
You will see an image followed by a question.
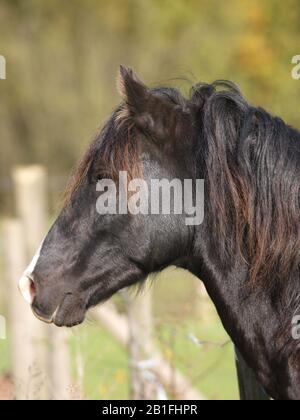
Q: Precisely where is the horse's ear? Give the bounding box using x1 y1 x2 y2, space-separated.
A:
117 65 187 140
117 65 148 112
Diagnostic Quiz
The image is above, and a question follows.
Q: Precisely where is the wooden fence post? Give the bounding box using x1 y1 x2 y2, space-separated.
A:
12 165 71 400
12 166 47 256
49 326 72 400
12 166 50 398
125 288 158 399
3 219 48 399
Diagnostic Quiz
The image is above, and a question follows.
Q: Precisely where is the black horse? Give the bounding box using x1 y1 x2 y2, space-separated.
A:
19 66 300 400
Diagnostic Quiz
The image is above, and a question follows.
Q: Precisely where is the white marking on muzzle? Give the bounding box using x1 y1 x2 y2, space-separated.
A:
19 276 34 304
18 240 44 304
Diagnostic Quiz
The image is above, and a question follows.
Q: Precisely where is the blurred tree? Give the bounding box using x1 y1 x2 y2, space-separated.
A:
0 0 299 211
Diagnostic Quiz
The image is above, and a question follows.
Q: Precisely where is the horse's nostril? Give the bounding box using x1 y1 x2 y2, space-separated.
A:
18 275 36 304
29 278 36 299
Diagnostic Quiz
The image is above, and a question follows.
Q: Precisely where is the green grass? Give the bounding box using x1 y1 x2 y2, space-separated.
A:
67 313 239 400
156 319 239 400
69 324 130 400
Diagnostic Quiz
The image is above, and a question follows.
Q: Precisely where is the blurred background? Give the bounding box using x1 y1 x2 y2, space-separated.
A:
0 0 299 400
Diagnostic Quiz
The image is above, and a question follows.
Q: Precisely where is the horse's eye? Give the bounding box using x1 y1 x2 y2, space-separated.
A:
94 173 110 183
89 173 101 184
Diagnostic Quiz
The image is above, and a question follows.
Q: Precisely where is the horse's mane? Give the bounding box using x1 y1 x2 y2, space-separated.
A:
65 79 300 289
191 81 300 289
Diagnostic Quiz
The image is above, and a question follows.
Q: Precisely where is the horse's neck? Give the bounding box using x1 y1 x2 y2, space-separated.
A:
187 241 283 396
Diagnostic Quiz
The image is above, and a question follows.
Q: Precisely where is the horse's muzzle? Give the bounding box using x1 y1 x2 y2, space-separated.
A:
18 274 56 323
19 273 86 327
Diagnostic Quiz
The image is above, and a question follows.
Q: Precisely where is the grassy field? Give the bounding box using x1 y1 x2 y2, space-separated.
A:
67 316 238 400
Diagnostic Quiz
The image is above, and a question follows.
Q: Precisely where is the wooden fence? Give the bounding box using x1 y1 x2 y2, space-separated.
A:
2 166 72 399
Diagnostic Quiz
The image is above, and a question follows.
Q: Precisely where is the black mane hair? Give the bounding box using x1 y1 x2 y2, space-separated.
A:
191 81 300 293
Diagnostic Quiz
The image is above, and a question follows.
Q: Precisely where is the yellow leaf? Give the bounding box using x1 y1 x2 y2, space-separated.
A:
115 369 125 384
